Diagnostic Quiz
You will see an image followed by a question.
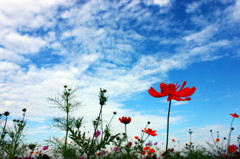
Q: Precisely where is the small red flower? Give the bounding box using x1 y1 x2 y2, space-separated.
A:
169 148 174 152
216 138 220 142
149 149 156 153
148 81 196 101
126 142 132 147
142 128 157 136
230 113 239 118
172 139 175 142
96 152 101 156
119 117 131 124
141 151 146 155
161 152 165 156
228 145 238 154
144 147 150 151
134 136 139 139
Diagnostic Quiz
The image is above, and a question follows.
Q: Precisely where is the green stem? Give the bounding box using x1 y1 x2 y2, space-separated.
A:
125 124 128 143
87 105 103 159
228 117 235 147
165 100 172 158
100 108 104 142
64 95 69 159
107 114 115 127
210 131 218 153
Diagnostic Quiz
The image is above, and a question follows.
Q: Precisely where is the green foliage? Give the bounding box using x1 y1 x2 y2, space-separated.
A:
0 109 29 159
48 85 82 159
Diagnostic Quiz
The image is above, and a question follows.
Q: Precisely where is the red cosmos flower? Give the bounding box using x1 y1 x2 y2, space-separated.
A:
149 149 156 153
96 152 101 156
172 139 176 142
228 145 238 154
144 147 150 151
119 117 131 124
148 81 196 101
141 151 146 155
134 136 139 140
169 148 174 152
230 113 239 118
142 128 157 136
216 138 220 142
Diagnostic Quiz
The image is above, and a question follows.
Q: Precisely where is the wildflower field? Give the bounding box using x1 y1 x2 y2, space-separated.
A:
0 82 239 159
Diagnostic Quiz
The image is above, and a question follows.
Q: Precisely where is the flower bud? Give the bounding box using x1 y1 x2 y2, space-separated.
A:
4 111 10 116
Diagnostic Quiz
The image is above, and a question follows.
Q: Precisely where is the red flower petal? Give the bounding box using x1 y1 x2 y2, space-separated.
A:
149 81 196 101
119 117 132 124
148 87 167 98
230 113 239 118
149 149 156 153
167 95 191 101
141 151 146 155
175 87 196 97
179 81 187 91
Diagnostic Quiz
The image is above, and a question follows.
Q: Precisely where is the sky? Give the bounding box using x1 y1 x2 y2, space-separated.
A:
0 0 240 149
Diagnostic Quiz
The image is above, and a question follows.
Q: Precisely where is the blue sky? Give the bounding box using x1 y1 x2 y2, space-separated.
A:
0 0 239 148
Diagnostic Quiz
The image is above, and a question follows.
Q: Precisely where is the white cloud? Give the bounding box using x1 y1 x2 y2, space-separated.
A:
0 31 46 54
229 0 240 21
185 2 202 13
143 0 171 7
0 48 27 63
184 25 219 43
153 0 171 6
172 101 188 106
0 0 69 30
0 61 20 72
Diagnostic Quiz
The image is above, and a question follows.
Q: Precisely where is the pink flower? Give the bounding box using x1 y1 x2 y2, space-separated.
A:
42 146 48 151
94 130 101 138
113 147 121 152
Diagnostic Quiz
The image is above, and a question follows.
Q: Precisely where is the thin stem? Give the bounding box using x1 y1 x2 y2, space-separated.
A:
210 131 218 153
87 105 103 159
228 117 235 146
140 122 150 141
165 100 172 158
107 114 115 127
64 107 69 159
125 124 128 143
100 107 104 142
140 123 149 159
189 131 192 143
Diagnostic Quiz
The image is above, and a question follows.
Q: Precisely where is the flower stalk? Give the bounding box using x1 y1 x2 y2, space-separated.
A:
148 81 196 159
165 99 172 158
